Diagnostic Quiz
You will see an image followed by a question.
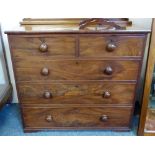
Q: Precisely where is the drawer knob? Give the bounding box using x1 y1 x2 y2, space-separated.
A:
43 91 52 99
106 42 116 52
45 115 53 122
41 67 49 76
103 91 111 98
100 115 108 122
104 66 113 75
39 43 48 52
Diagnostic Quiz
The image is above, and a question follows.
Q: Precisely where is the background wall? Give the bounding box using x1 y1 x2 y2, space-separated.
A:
0 2 153 102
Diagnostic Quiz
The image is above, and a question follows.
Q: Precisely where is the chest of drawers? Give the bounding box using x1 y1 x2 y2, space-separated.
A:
6 18 150 132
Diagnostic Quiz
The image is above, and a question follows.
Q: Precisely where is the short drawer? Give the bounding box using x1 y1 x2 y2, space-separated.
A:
9 35 76 57
14 59 140 81
22 106 132 129
18 82 136 105
80 34 145 57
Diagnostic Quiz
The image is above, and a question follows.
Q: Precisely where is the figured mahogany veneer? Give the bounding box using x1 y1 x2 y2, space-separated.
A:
9 34 145 58
80 35 145 57
6 18 149 132
18 82 136 105
14 59 140 81
9 35 76 57
22 106 132 130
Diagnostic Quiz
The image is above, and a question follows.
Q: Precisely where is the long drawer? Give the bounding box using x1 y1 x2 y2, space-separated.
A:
22 106 132 129
14 59 140 81
18 82 136 105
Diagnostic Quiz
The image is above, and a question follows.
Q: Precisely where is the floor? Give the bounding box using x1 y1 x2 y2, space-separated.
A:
0 104 137 136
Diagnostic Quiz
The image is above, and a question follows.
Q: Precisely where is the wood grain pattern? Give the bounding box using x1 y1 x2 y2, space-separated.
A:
80 35 145 57
9 34 145 59
138 19 155 136
18 82 136 105
6 21 149 132
22 106 132 129
9 35 76 57
14 59 140 81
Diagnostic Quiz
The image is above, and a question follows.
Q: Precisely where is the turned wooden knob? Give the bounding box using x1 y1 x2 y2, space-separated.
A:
100 115 108 122
45 115 53 122
41 67 49 76
106 42 116 52
43 91 52 99
103 91 111 98
104 66 113 75
39 43 48 52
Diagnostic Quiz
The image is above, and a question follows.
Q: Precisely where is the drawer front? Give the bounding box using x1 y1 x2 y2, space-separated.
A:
14 60 140 81
9 35 76 57
22 106 132 129
80 35 145 57
18 83 136 105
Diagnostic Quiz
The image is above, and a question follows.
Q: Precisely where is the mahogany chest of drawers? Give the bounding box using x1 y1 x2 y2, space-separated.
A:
6 19 150 132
